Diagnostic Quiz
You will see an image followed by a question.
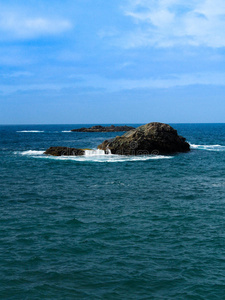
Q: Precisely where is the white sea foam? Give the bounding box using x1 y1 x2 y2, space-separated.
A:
43 154 172 163
84 149 111 156
17 130 44 133
16 149 172 162
19 150 45 155
61 131 71 133
190 144 225 151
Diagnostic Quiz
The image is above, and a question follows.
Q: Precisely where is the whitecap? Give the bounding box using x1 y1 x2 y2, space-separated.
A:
190 144 225 151
16 130 44 133
61 131 72 133
16 149 173 162
17 150 45 156
84 149 110 156
41 153 173 163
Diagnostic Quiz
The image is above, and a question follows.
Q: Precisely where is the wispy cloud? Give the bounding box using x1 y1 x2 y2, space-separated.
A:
78 72 225 92
119 0 225 48
0 10 72 39
1 72 225 95
2 71 33 78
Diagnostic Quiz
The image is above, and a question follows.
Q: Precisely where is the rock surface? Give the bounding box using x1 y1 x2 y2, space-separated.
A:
44 147 85 156
71 125 135 132
97 122 190 155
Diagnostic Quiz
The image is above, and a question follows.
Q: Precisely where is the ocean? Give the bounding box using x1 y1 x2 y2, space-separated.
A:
1 123 225 299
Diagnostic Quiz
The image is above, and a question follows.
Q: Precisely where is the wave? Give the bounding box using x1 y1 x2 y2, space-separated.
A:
190 144 225 151
17 130 73 133
17 130 44 133
16 149 173 162
85 149 111 156
17 150 45 156
17 130 72 133
43 154 172 163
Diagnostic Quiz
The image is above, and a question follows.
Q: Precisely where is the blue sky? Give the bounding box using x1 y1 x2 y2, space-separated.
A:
1 0 225 124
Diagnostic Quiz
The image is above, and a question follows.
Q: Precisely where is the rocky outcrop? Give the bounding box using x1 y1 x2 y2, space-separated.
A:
44 123 190 157
44 147 85 156
71 125 135 132
97 122 190 155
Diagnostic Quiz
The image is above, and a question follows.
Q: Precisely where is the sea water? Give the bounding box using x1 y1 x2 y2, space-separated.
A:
1 123 225 299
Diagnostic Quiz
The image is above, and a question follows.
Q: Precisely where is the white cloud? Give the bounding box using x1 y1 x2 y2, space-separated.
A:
0 10 72 39
120 0 225 48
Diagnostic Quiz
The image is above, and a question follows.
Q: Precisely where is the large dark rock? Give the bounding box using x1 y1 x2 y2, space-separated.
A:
44 147 85 156
98 122 190 155
71 125 135 132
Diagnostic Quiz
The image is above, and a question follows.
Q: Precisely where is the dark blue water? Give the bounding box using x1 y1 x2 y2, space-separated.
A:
1 124 225 299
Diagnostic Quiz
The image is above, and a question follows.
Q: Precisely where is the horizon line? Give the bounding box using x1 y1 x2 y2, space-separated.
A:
1 122 225 126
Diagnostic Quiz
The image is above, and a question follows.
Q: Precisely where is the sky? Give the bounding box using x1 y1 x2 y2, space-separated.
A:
1 0 225 124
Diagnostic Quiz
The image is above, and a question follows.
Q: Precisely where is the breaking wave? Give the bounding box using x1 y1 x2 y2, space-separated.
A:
15 150 45 156
16 149 173 163
190 144 225 151
17 130 44 133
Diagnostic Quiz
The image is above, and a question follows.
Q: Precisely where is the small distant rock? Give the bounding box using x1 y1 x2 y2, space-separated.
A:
98 122 190 155
44 147 85 156
71 125 135 132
